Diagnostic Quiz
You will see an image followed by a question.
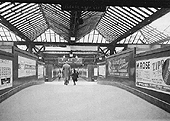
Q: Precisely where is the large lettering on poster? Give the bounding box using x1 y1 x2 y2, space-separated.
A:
107 53 130 77
136 57 170 94
18 56 36 78
0 59 12 90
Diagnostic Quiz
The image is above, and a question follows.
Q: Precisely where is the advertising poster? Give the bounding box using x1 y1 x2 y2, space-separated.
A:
18 56 36 78
44 67 46 76
107 53 130 77
58 58 82 64
94 68 98 76
0 59 12 90
99 65 106 78
86 69 88 78
38 64 44 79
136 57 170 94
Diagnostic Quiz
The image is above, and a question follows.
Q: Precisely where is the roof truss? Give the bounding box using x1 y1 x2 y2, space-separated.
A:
0 1 170 52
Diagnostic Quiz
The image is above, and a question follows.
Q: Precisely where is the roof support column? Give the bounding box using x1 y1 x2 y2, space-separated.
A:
107 44 117 55
27 43 34 54
70 11 82 39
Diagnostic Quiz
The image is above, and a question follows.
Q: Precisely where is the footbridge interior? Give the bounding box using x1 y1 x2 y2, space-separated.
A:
1 0 170 120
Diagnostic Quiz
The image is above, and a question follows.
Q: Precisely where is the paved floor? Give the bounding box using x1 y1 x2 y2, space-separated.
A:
0 78 170 121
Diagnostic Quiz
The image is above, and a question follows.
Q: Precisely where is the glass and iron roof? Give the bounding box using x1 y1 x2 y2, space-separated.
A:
0 1 170 47
118 25 170 44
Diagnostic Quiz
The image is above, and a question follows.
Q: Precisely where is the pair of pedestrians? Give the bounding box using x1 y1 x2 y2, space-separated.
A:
62 61 78 85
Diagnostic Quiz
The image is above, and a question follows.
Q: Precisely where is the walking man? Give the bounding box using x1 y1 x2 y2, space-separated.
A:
62 61 71 85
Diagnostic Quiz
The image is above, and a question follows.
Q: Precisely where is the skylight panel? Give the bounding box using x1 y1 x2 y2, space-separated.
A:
51 34 55 42
10 33 17 41
46 12 69 25
46 29 50 33
134 33 142 44
3 3 27 17
102 37 107 43
124 7 144 20
93 35 98 43
10 9 40 23
128 34 136 43
55 34 60 42
131 7 149 18
84 35 89 43
11 3 27 10
54 4 62 10
118 38 125 44
106 10 134 27
148 8 157 13
6 5 36 21
4 31 10 36
45 33 51 42
1 5 15 16
0 27 3 31
41 33 46 42
98 36 103 43
103 37 108 43
6 36 12 41
1 37 7 41
112 9 137 26
81 11 88 18
139 7 153 15
49 29 54 33
35 36 42 42
60 37 67 42
49 4 70 18
88 35 93 42
0 2 10 10
15 4 37 14
94 30 99 34
115 7 140 24
0 31 5 36
89 30 94 34
57 10 70 18
0 3 13 13
79 38 84 42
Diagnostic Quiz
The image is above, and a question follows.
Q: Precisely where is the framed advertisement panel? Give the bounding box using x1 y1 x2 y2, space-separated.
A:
136 57 170 94
107 52 130 78
0 59 12 90
94 67 98 76
18 56 36 78
99 65 106 78
38 64 44 79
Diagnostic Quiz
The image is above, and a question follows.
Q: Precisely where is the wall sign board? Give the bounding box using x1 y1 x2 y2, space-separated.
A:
0 59 12 90
136 57 170 94
18 56 36 78
107 53 130 78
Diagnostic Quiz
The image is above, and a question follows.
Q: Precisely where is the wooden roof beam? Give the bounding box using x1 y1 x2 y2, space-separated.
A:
1 0 170 8
14 41 111 47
